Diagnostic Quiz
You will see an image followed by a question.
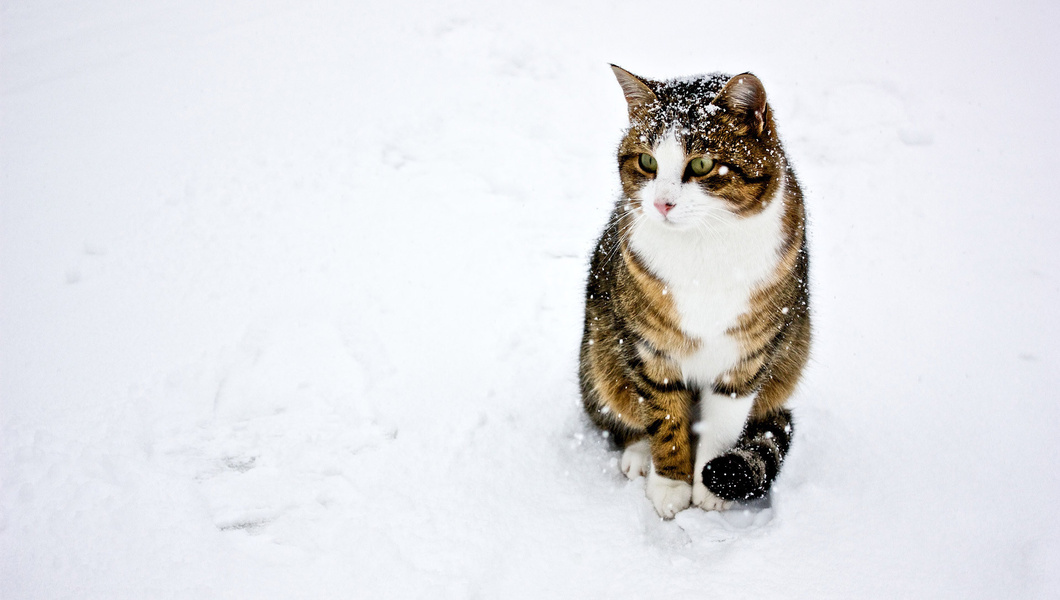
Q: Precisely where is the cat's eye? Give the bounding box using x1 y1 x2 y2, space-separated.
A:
688 157 715 177
638 153 658 174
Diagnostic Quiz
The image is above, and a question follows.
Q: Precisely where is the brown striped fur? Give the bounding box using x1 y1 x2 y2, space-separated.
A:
579 66 810 511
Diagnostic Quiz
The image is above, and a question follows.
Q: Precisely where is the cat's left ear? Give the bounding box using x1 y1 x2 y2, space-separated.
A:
713 73 768 136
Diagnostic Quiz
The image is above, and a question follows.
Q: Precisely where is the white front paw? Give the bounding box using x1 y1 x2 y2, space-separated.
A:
693 482 733 512
646 470 692 519
621 440 650 479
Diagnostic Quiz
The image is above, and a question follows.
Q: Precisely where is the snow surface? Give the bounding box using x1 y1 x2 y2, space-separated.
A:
3 0 1059 598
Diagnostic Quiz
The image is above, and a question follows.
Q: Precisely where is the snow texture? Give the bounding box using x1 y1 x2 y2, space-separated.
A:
2 0 1059 598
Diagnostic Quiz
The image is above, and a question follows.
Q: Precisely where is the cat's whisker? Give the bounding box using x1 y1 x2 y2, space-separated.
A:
598 205 644 266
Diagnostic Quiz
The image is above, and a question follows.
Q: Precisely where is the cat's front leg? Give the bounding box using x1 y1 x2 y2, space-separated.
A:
646 469 692 518
692 391 754 511
640 386 696 518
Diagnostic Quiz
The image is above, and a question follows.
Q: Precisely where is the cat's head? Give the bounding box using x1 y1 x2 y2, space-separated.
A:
611 65 787 230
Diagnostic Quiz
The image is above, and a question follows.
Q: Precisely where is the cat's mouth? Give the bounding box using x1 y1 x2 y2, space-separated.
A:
630 198 699 230
642 202 686 227
646 209 692 230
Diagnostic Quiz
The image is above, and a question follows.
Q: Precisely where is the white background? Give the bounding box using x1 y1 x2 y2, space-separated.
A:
2 0 1058 597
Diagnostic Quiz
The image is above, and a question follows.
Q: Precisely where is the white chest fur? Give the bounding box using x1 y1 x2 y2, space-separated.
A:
628 186 786 387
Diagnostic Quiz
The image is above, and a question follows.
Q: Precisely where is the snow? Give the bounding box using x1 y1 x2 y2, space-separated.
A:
2 0 1059 598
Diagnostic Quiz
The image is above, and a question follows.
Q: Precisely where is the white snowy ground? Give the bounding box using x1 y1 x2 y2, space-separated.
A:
3 0 1059 597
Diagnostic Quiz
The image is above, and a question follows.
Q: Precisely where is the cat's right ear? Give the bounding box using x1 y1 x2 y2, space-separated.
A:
611 65 656 114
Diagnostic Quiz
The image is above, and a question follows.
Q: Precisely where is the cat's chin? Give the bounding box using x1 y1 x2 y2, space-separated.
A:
641 213 698 232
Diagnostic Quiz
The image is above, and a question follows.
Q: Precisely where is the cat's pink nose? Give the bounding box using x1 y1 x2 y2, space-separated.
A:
654 200 676 216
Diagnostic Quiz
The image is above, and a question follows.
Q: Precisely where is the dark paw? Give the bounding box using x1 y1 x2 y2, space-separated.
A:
703 453 767 501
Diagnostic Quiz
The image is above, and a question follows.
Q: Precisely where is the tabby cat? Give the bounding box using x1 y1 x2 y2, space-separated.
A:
579 66 810 518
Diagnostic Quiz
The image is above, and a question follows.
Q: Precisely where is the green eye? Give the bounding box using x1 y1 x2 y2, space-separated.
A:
638 153 658 173
688 157 714 176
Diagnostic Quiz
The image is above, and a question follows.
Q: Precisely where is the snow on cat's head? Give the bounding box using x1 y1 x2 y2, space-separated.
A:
611 66 789 230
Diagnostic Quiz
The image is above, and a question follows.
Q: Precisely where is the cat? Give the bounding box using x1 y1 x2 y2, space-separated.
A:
579 65 810 518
